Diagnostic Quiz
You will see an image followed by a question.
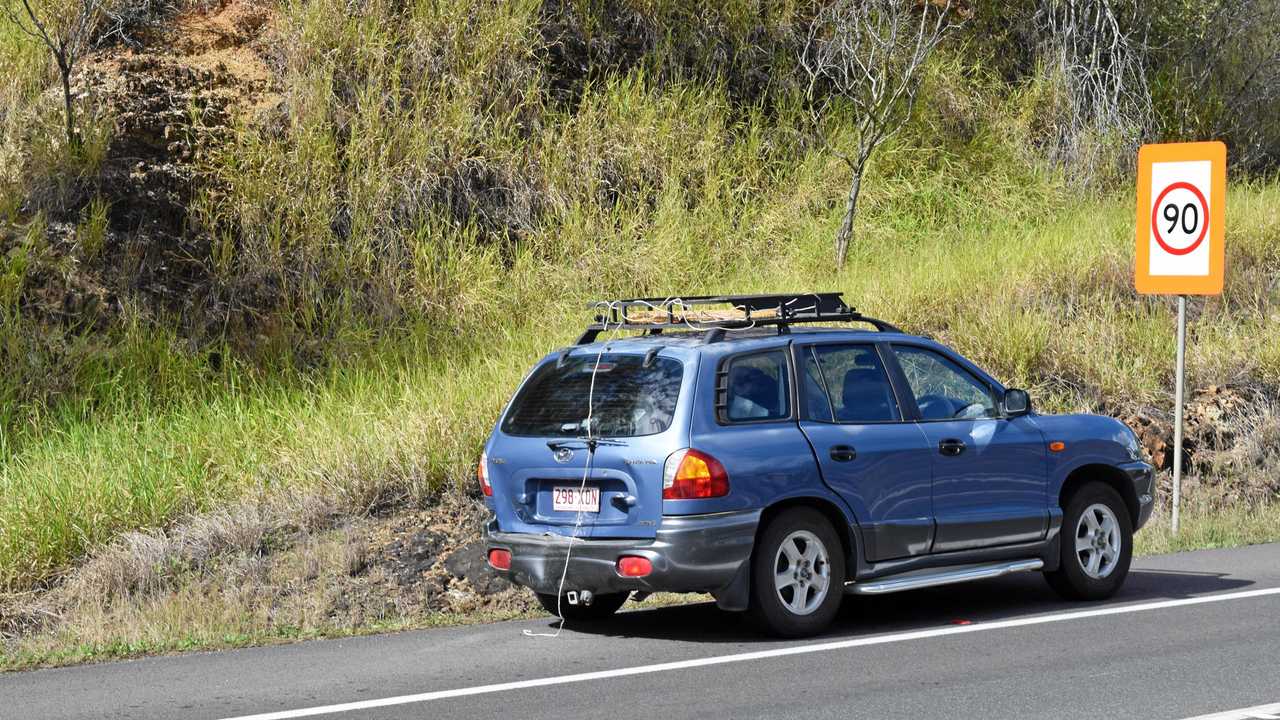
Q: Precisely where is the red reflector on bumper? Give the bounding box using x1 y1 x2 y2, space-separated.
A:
616 556 652 577
488 548 511 571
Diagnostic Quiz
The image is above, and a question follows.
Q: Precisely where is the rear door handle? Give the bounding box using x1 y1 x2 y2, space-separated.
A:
830 445 857 462
938 439 966 457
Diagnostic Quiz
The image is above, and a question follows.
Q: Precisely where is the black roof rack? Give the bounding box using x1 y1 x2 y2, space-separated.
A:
575 293 902 345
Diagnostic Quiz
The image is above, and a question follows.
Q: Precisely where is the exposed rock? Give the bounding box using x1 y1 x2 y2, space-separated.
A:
1120 411 1175 470
1186 385 1256 454
1119 385 1278 492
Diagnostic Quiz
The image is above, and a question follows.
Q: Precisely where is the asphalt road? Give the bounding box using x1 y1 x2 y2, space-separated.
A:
5 542 1280 720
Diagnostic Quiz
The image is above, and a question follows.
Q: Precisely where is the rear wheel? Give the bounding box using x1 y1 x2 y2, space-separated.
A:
1045 482 1133 600
747 507 845 638
535 591 629 622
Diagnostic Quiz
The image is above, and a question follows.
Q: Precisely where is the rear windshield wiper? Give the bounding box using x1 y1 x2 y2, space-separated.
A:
547 437 629 451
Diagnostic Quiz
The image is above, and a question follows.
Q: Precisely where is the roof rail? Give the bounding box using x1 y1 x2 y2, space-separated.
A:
574 293 902 345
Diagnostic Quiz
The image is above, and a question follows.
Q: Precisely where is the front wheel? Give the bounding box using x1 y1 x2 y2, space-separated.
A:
535 591 629 622
747 508 845 638
1045 482 1133 600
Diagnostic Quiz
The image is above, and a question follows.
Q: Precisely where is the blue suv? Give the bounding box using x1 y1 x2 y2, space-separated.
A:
481 294 1155 637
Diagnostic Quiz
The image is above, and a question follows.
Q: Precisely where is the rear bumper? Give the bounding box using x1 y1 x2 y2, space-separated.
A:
485 510 760 600
1122 460 1157 530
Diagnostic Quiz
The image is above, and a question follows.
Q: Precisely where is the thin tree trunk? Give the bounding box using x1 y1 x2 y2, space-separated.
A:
833 168 863 268
57 54 76 147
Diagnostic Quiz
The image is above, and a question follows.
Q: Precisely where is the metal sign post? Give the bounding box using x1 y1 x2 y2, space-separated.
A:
1135 141 1226 537
1171 296 1186 534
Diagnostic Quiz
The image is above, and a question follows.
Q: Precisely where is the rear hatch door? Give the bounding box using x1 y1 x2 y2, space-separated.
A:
486 349 694 539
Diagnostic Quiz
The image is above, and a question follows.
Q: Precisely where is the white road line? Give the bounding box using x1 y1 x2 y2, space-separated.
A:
219 586 1280 720
1179 701 1280 720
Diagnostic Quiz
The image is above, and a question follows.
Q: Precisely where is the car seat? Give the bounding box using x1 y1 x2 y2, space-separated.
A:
840 368 896 421
730 366 780 417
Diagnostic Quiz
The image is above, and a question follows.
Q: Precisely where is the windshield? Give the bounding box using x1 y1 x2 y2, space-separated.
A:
501 354 683 438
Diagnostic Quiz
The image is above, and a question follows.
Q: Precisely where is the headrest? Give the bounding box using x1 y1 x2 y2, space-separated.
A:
842 367 885 400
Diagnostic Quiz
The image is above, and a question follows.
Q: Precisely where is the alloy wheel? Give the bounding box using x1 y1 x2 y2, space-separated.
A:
773 530 831 615
1075 502 1122 579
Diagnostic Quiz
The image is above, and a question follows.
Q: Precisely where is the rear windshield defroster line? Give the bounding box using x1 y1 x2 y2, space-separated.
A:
501 354 683 438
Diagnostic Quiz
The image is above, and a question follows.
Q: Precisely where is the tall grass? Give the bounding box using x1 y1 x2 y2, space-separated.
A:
5 169 1279 590
1 2 1278 592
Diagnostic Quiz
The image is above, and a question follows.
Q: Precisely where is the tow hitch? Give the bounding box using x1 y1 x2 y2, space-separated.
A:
565 590 594 606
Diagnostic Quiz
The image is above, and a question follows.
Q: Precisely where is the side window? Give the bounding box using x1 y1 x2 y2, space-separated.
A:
806 344 901 423
724 351 791 422
893 345 998 420
801 348 834 422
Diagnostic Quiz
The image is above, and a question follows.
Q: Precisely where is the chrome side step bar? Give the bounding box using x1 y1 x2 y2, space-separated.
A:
846 558 1044 596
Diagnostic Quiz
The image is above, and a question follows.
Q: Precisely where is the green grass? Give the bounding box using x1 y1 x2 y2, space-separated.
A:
1 1 1278 596
5 178 1279 592
1136 502 1280 556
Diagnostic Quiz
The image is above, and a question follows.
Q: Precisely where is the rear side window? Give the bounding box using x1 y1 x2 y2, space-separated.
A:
804 345 901 423
502 354 683 437
723 351 791 422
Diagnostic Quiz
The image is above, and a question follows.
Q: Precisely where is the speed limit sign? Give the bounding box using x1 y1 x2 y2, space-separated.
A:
1134 140 1227 536
1135 141 1226 295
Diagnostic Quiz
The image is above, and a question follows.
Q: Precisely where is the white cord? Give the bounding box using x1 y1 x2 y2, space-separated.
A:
647 296 762 333
521 295 777 638
523 301 620 638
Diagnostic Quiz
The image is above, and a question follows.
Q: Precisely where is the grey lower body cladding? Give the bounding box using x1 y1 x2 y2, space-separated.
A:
1122 460 1157 531
485 509 760 610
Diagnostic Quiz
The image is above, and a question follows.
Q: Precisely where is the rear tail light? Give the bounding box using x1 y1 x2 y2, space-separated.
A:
478 451 492 497
488 548 511 570
662 448 729 499
616 556 652 577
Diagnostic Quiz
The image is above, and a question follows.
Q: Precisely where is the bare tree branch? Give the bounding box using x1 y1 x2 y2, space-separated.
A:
801 0 966 267
1163 0 1280 169
1036 0 1152 186
2 0 104 147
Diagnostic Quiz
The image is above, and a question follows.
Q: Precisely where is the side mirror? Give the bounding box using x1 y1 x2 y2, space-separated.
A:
1003 388 1032 417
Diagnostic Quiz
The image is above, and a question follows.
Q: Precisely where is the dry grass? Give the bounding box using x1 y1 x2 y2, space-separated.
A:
0 489 538 670
0 0 1277 664
623 306 780 324
62 489 341 602
3 477 1274 671
1136 499 1280 556
4 173 1279 594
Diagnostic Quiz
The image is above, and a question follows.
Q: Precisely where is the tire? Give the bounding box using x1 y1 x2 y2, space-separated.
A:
1045 482 1134 600
747 507 845 638
535 591 629 622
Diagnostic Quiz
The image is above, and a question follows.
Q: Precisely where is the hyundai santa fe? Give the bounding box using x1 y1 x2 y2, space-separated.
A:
480 293 1155 637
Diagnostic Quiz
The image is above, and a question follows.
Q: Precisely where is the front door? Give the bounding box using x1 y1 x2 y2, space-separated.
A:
796 343 935 562
889 344 1049 552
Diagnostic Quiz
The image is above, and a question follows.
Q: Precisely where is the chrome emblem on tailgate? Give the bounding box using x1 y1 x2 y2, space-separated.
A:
553 447 574 463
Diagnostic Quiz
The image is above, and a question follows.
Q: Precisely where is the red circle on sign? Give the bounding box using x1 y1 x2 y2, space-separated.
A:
1151 181 1209 256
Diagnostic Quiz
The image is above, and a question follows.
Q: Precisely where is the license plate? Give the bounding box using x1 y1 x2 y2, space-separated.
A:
552 486 600 513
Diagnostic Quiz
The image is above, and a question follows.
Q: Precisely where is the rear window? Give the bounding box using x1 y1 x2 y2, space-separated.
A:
722 351 791 423
501 354 683 438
